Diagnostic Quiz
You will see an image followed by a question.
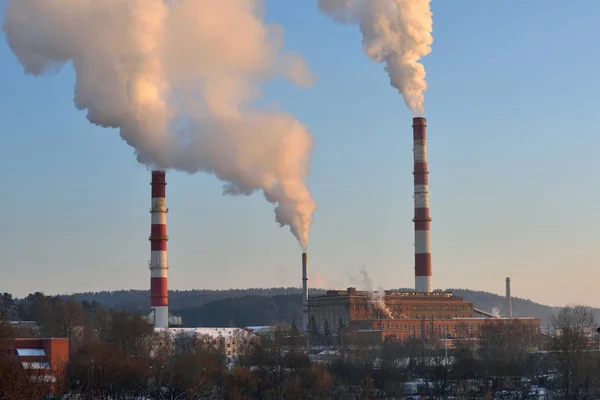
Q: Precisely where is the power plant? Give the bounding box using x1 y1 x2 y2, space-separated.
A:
304 117 541 342
143 117 540 340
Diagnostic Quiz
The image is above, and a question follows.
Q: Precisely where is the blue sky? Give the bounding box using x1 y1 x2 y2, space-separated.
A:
1 1 599 307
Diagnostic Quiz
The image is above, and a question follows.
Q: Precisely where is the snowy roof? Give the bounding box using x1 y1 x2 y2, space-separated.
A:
245 326 274 334
155 327 254 339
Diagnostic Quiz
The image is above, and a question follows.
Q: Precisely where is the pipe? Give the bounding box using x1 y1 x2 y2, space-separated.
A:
413 117 432 292
506 277 512 318
149 170 169 329
302 252 308 333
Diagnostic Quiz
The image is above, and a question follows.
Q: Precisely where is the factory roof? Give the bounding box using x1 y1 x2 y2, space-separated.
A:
310 287 464 301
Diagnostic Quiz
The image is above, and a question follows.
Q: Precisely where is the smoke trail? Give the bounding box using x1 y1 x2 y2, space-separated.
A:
2 0 317 250
318 0 433 115
359 269 394 319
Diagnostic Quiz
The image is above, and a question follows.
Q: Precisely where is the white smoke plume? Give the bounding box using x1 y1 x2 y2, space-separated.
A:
491 306 501 317
318 0 433 115
2 0 317 250
359 269 394 320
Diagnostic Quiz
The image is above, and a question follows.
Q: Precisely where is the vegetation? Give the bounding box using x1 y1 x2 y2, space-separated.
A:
2 292 600 399
54 287 600 326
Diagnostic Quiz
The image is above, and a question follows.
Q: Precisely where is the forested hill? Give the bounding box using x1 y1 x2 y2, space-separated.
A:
67 288 328 314
63 288 598 327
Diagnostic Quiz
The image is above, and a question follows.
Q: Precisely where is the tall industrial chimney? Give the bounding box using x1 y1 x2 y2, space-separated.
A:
505 277 512 318
302 252 308 333
149 170 169 329
413 117 432 292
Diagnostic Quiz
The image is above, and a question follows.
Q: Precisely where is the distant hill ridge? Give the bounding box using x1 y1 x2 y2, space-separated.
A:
65 288 600 327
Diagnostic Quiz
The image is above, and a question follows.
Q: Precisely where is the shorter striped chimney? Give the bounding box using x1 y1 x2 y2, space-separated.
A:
149 170 169 329
413 117 432 292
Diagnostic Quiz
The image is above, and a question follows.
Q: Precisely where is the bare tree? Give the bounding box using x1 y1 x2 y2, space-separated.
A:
549 305 600 399
477 321 536 398
0 353 52 399
0 314 15 339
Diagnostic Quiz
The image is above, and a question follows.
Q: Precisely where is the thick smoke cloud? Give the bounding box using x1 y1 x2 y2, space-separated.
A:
319 0 433 114
3 0 317 250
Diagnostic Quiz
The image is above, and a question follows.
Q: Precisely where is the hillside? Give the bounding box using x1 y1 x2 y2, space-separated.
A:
65 288 599 327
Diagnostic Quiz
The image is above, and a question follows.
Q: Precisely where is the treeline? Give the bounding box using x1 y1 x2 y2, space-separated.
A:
61 287 600 326
7 288 600 328
64 288 328 314
0 291 151 341
2 299 600 399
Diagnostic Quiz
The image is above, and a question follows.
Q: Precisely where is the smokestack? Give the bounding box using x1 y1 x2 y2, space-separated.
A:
302 252 308 333
149 170 169 329
413 117 432 292
506 277 512 318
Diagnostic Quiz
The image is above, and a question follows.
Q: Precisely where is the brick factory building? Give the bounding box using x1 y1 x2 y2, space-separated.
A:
0 338 69 393
308 288 540 343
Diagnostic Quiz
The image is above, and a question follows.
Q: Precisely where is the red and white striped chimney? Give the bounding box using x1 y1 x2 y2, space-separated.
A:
413 117 432 292
149 170 169 328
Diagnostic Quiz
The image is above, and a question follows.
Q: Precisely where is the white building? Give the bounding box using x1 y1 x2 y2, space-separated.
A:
154 327 257 364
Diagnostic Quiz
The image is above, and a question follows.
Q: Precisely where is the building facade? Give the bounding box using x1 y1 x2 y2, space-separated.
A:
155 327 257 364
0 338 69 393
308 288 540 342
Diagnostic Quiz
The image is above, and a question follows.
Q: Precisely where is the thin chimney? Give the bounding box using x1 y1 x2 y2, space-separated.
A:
506 277 512 318
302 253 308 332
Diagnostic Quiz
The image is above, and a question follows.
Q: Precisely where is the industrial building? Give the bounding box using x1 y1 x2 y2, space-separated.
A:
0 338 69 393
306 117 541 342
155 327 257 364
307 287 540 342
144 117 541 346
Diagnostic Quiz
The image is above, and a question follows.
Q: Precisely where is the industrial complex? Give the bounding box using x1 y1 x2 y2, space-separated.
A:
305 117 540 342
143 117 541 344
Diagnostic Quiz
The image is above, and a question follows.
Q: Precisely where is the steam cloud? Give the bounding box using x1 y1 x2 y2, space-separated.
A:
2 0 317 250
318 0 433 114
359 269 394 320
